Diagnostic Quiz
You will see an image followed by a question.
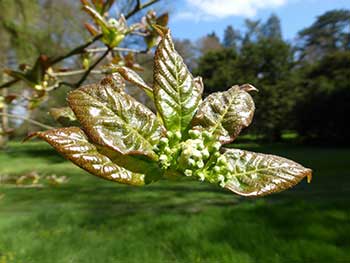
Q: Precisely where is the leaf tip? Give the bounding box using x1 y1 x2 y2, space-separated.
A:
23 132 40 143
305 169 313 183
153 25 169 38
240 84 258 92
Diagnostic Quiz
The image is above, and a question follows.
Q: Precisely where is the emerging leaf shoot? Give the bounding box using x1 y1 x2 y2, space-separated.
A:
33 29 312 197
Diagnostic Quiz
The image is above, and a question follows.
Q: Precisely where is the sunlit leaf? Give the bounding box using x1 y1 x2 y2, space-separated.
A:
222 148 312 197
191 85 256 144
34 127 145 186
68 78 165 160
154 29 202 137
112 66 153 99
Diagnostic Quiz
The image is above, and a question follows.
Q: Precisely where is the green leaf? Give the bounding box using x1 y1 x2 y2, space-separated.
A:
191 85 256 144
112 66 154 100
221 148 312 197
68 79 165 160
153 30 203 137
49 107 79 127
34 127 145 186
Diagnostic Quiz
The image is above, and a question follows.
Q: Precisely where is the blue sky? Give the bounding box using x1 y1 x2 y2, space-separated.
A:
168 0 350 42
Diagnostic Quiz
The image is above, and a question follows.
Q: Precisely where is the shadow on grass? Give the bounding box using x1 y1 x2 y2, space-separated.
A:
209 200 350 262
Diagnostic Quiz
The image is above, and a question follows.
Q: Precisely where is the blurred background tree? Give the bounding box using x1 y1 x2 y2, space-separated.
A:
0 0 166 148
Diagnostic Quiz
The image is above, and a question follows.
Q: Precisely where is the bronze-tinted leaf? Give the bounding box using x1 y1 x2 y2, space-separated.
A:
50 107 79 127
34 127 145 186
68 79 165 160
113 66 153 99
222 148 312 197
192 85 255 144
153 29 202 137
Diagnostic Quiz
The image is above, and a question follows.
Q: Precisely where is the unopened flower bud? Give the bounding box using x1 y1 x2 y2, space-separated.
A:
197 172 205 181
189 129 201 139
197 160 204 169
174 131 182 140
184 169 193 177
202 149 210 159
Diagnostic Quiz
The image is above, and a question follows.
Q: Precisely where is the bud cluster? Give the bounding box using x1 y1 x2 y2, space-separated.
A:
155 130 182 170
205 154 234 187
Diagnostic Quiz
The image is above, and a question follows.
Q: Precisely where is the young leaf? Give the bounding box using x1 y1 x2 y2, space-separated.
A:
49 107 79 127
33 127 145 186
112 66 154 99
221 148 312 197
191 85 255 144
68 79 165 160
154 29 202 137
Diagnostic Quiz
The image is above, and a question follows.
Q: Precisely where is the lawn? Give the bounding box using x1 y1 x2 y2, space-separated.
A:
0 141 349 263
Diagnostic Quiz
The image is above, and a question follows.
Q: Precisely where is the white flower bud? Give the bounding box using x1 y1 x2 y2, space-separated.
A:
159 154 168 162
197 172 206 181
203 131 212 140
184 169 193 177
218 174 226 187
189 129 201 139
188 158 196 166
159 137 169 146
197 160 204 169
174 131 182 140
212 142 221 151
166 131 173 138
217 156 228 166
213 166 220 173
202 149 210 159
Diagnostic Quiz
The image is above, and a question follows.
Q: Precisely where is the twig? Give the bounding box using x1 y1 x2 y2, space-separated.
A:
86 47 147 53
50 34 103 65
50 69 106 77
74 48 111 88
125 0 160 19
0 113 54 130
0 79 19 90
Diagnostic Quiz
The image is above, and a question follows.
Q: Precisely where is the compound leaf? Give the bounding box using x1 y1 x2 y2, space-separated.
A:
192 85 255 144
154 30 202 137
68 79 165 160
34 127 145 186
222 148 312 197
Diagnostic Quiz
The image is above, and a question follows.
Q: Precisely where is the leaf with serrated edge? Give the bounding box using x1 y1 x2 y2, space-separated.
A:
34 127 145 186
113 66 154 100
192 85 255 144
68 79 165 160
222 148 312 197
154 29 202 136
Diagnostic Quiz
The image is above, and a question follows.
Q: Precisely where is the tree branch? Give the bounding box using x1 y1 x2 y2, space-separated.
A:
50 34 103 65
0 113 54 130
50 69 107 77
74 48 111 88
0 0 161 90
125 0 160 19
86 47 147 53
0 79 19 90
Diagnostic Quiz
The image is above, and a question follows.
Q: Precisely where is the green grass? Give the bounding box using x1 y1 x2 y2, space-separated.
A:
0 141 349 263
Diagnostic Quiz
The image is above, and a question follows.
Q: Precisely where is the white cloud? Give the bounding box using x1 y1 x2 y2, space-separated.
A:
176 0 288 20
